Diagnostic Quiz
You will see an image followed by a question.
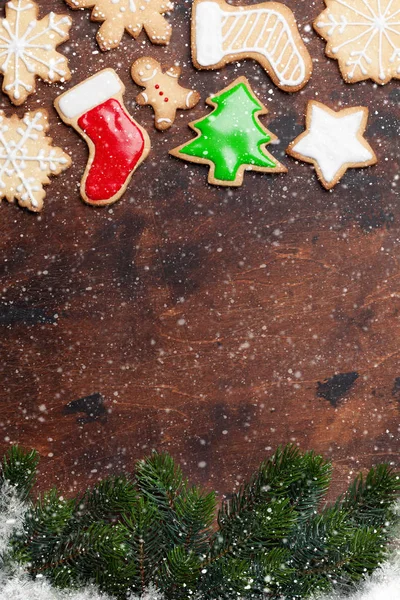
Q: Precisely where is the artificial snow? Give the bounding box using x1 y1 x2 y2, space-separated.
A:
0 562 399 600
314 553 400 600
0 482 27 556
0 572 109 600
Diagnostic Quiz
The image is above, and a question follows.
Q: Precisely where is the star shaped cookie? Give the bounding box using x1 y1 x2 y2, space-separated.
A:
287 101 377 190
131 57 200 130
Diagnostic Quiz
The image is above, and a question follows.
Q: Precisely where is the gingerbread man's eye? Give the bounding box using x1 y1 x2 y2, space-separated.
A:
145 64 151 70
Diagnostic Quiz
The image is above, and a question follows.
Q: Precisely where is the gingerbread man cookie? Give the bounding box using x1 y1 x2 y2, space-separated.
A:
131 58 200 131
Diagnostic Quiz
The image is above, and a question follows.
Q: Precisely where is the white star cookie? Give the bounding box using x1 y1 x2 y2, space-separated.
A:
287 101 377 190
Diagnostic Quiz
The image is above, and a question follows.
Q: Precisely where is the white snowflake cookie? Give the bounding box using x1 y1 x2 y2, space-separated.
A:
0 0 72 105
314 0 400 85
0 110 72 212
64 0 174 51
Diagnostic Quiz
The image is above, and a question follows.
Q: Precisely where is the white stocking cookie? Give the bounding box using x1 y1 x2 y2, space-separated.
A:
191 0 312 92
0 0 72 105
55 69 150 206
64 0 174 51
131 58 200 130
287 101 377 190
314 0 400 85
0 110 71 212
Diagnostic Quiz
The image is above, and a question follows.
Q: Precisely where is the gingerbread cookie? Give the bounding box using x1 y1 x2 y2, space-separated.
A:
287 101 377 190
170 76 287 187
191 0 312 92
64 0 174 51
314 0 400 85
55 69 150 207
131 58 200 131
0 0 72 105
0 110 71 212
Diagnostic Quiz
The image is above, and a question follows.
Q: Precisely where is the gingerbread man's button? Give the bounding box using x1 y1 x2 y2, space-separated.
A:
131 57 200 131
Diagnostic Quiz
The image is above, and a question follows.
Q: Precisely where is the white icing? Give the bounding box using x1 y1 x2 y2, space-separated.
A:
317 0 400 80
157 117 172 123
292 104 374 183
140 68 157 81
186 90 193 107
0 0 71 101
195 2 224 66
0 111 69 208
194 0 307 87
141 91 148 101
57 69 122 119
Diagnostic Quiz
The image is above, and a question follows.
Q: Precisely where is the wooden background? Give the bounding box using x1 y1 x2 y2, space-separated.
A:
0 0 399 499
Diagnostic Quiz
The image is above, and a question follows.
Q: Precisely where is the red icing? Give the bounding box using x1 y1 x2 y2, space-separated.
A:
159 91 163 96
78 98 145 202
155 84 159 89
164 98 169 102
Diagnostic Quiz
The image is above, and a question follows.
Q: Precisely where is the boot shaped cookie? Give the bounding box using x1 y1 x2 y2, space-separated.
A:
191 0 312 92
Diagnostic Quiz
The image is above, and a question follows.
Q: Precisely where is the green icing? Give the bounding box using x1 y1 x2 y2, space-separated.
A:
180 82 276 182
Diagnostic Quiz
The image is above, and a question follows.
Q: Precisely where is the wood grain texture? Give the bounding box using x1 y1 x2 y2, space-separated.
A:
0 0 399 499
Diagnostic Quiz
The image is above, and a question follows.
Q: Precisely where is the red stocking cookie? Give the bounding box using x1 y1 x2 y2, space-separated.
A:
131 57 200 130
54 69 150 206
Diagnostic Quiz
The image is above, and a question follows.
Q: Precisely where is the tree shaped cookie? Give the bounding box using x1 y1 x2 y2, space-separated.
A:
170 77 287 186
65 0 174 51
0 0 72 105
0 110 71 212
131 58 200 131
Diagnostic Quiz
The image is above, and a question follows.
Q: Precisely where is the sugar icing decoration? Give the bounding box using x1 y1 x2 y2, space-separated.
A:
314 0 400 84
0 0 72 105
192 0 313 92
287 101 377 190
170 76 287 187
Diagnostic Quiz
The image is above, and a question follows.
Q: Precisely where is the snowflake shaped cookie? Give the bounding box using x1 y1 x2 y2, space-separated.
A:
64 0 174 51
0 110 71 212
0 0 72 105
314 0 400 84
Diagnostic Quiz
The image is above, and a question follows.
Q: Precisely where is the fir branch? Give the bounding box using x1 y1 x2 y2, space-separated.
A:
13 488 75 568
0 446 39 501
36 522 135 598
0 444 397 600
174 486 216 556
157 546 202 598
76 476 138 524
123 496 165 593
340 464 400 528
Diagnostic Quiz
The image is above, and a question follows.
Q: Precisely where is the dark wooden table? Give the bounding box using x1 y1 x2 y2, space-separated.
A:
0 0 399 499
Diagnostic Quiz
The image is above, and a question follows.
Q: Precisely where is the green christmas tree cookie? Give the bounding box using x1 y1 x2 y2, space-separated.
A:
170 76 287 187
